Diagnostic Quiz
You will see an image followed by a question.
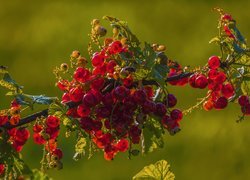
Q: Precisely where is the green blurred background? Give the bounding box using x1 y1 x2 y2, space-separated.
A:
1 0 250 179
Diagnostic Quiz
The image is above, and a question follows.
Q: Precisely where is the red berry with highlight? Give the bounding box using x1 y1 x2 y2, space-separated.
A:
208 56 220 69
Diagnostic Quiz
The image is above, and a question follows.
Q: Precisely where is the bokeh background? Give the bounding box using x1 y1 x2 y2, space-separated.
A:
1 0 250 179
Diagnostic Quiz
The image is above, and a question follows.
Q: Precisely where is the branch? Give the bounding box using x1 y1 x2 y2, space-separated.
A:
1 72 193 130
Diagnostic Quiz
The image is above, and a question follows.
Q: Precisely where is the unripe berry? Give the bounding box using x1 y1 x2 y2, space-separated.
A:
71 50 80 58
94 25 107 37
60 63 69 71
91 19 100 26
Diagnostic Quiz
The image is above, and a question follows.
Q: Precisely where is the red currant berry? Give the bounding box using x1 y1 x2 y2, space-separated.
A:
161 115 172 129
57 80 69 91
106 60 117 73
165 94 177 108
208 69 219 80
221 14 233 21
69 87 84 102
80 117 93 132
238 95 249 106
15 128 30 144
61 92 71 104
77 104 91 117
108 41 123 54
91 77 104 90
189 74 198 88
73 67 91 83
33 133 46 145
214 96 228 110
46 116 60 128
214 72 227 84
102 92 114 106
0 115 8 126
46 127 59 139
33 124 43 133
133 89 147 104
112 86 130 101
82 92 98 107
195 75 208 89
208 56 220 69
115 139 129 152
92 53 105 67
155 103 167 116
221 83 235 99
203 100 213 111
170 109 183 122
52 148 63 159
142 100 156 113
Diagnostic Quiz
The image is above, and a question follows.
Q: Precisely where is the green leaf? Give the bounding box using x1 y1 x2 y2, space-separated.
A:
23 94 57 105
3 73 23 90
150 63 169 87
142 117 164 154
133 160 175 180
144 42 157 68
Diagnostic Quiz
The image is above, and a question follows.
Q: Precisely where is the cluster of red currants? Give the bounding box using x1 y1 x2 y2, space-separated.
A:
7 127 30 152
0 100 30 152
33 115 63 164
0 100 21 127
188 56 234 110
57 39 183 160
